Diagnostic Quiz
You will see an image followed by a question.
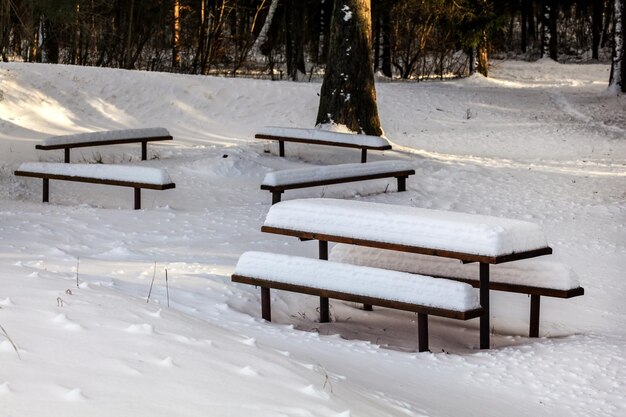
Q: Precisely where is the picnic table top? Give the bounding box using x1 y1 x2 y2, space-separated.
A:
261 198 552 264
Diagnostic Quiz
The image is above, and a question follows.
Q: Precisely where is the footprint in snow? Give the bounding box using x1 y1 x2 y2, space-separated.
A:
238 366 259 377
53 314 84 331
0 382 12 394
240 337 256 347
157 356 175 367
299 384 330 399
0 297 13 306
63 388 86 401
124 324 154 335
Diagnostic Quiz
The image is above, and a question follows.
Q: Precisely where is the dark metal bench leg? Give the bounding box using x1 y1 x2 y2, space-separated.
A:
363 304 373 311
418 313 429 352
480 262 490 349
141 141 147 160
529 295 540 337
319 240 330 323
397 176 407 192
279 140 285 157
43 178 49 203
271 191 283 205
64 148 70 163
261 287 271 321
361 149 367 163
134 188 141 210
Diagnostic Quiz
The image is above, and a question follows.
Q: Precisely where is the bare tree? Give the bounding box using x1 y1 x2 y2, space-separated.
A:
609 0 624 93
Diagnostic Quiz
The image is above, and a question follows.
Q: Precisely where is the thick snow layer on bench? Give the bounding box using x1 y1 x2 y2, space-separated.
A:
264 199 549 257
262 160 413 187
234 252 480 312
40 127 171 147
257 126 391 148
17 162 173 185
330 245 580 291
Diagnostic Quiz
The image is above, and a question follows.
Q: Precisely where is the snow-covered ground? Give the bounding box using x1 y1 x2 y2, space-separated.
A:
0 60 624 417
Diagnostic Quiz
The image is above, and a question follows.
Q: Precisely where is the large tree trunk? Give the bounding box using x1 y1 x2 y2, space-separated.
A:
316 0 382 136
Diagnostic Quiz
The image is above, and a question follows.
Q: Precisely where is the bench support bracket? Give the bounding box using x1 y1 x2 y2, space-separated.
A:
261 287 271 321
361 149 367 163
418 313 429 352
529 295 540 337
480 262 490 349
141 141 148 160
134 188 141 210
64 148 70 163
397 176 407 192
279 141 285 157
43 178 49 203
271 191 283 205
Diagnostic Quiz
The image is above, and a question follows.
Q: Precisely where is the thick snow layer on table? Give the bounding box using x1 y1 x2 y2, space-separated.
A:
17 162 173 185
330 244 580 291
264 199 549 257
257 126 391 148
234 251 480 311
262 160 413 186
41 127 170 146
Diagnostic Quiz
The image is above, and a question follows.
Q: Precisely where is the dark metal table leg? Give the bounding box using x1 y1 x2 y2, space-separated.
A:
43 178 49 202
319 240 330 323
134 188 141 210
480 262 490 349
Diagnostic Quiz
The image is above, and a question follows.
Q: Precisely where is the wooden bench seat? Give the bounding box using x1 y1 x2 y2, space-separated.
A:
232 251 483 352
36 127 173 163
14 162 175 210
330 244 584 337
255 126 392 163
261 160 415 204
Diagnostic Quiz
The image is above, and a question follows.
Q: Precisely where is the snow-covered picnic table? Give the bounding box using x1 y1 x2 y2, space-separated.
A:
262 198 554 349
36 127 172 162
255 126 392 162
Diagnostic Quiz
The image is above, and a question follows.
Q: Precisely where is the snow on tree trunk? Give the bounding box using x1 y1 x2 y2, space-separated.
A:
609 0 624 93
316 0 382 136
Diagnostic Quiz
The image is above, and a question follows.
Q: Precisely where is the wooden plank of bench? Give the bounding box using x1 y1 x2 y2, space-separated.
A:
36 129 173 162
255 128 391 163
232 275 483 321
14 170 175 210
261 169 414 204
328 244 584 338
232 251 483 351
232 274 483 352
261 225 553 265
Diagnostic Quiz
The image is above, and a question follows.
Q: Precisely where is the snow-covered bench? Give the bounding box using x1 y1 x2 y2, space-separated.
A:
232 251 482 352
261 198 555 349
255 126 392 163
14 162 175 210
261 160 415 204
330 245 584 338
35 127 173 163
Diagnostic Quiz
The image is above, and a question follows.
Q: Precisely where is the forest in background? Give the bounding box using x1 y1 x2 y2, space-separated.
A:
0 0 621 80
